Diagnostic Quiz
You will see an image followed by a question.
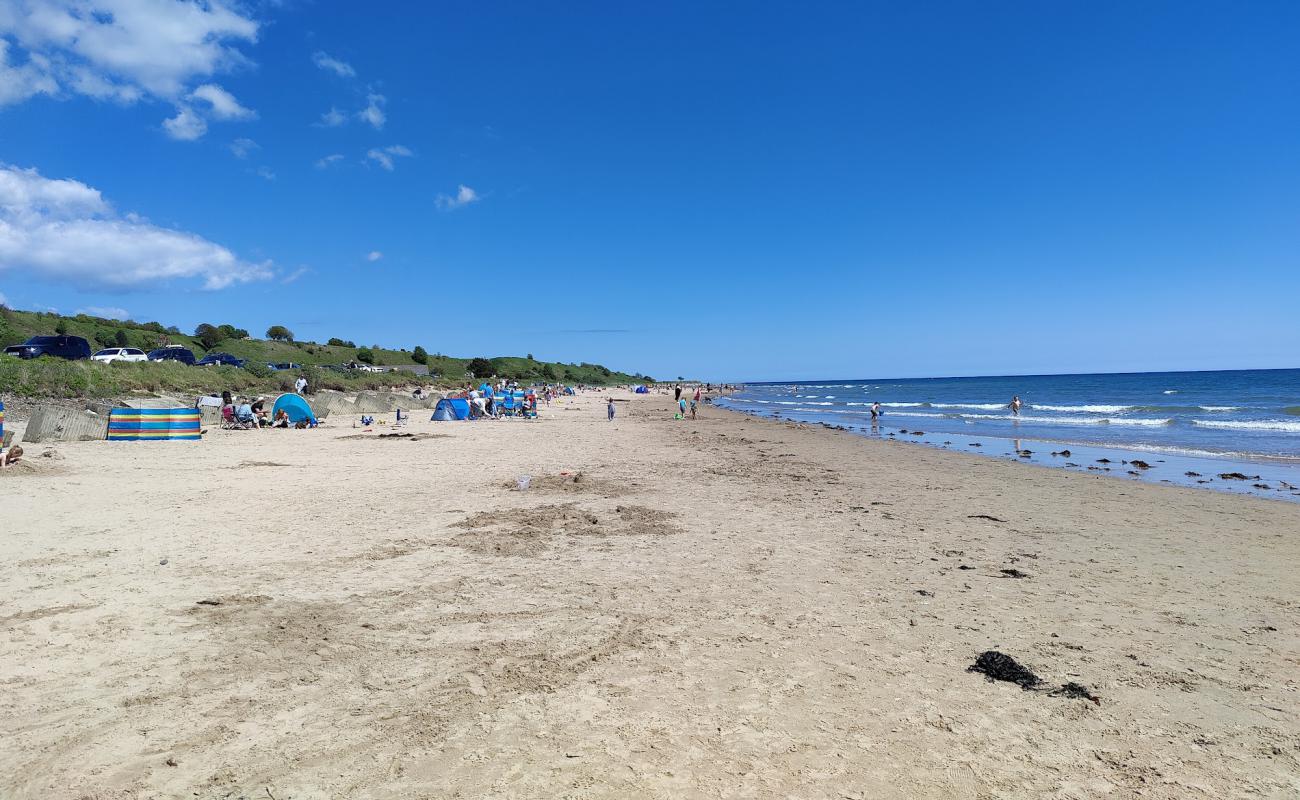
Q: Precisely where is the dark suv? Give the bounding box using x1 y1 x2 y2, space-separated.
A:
3 335 92 360
147 346 197 365
196 352 246 368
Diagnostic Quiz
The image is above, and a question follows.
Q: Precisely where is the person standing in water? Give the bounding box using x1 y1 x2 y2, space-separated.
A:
870 401 881 423
1010 396 1023 416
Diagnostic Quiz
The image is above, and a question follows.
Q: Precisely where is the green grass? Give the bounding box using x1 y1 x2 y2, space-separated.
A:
0 306 648 399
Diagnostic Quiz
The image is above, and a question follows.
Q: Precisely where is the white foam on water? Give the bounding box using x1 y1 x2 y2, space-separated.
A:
1199 406 1241 412
881 402 926 407
959 413 1173 427
1193 419 1300 433
931 403 1008 410
1032 404 1132 414
1164 390 1178 394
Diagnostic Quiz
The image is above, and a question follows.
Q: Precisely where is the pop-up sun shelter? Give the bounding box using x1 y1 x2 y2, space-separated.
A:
432 397 471 420
271 393 317 426
107 407 201 441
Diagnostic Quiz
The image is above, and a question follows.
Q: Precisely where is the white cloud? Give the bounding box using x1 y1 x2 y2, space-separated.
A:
316 106 346 127
229 137 258 159
0 163 272 290
314 153 344 169
0 0 260 137
311 51 354 78
436 184 480 211
189 82 254 120
366 250 382 262
365 144 411 171
357 92 385 129
162 105 206 140
254 166 275 181
76 305 130 320
281 266 310 284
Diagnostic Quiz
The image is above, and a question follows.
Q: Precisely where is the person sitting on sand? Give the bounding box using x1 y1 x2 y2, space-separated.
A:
1 444 23 468
1010 395 1023 416
273 409 291 428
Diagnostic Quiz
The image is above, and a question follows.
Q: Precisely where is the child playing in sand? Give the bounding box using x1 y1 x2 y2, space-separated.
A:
0 444 23 468
607 398 616 421
689 399 698 420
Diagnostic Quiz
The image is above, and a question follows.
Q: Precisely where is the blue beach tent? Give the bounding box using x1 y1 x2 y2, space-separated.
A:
432 397 471 421
271 393 317 425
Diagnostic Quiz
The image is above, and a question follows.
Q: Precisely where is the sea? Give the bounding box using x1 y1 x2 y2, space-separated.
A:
715 368 1300 502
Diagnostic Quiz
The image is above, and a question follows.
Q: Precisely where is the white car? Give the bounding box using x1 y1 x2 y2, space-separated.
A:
91 347 148 363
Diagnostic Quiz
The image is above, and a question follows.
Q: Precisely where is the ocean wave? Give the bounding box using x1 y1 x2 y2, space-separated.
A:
1164 390 1178 394
881 402 929 408
931 403 1009 411
1032 404 1132 414
958 413 1173 427
1193 419 1300 433
1284 406 1300 417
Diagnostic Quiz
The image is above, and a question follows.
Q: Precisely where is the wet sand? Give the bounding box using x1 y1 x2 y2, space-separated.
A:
2 391 1298 798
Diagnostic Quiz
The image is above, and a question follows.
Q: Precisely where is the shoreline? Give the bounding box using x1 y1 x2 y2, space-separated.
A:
4 391 1298 797
716 401 1300 503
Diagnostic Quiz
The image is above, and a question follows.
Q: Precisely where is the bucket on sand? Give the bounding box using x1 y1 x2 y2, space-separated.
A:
516 475 531 491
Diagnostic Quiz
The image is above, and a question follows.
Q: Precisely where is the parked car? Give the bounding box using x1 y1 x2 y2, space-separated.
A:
196 352 246 368
3 335 92 360
92 347 148 363
267 362 303 371
147 345 197 365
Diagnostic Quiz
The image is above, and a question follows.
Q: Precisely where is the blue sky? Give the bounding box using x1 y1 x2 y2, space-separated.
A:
2 1 1298 381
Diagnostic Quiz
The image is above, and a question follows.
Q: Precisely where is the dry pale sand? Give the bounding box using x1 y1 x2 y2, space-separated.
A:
2 391 1298 799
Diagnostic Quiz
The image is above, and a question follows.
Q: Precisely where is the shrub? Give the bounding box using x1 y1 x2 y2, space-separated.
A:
411 346 428 364
467 357 493 378
356 348 375 364
195 323 222 349
115 329 130 347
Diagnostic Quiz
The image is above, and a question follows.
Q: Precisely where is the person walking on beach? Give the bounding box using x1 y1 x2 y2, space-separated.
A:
678 397 687 418
1010 395 1023 416
689 399 698 420
674 384 682 402
295 375 308 395
607 397 616 421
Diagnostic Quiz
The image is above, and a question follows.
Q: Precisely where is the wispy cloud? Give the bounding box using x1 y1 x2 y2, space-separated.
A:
230 137 258 159
317 107 346 127
365 144 412 171
76 306 130 320
358 92 386 129
162 105 206 140
0 163 272 290
190 83 255 120
281 266 310 284
315 153 344 169
311 51 355 78
254 166 276 181
435 184 480 211
367 251 383 262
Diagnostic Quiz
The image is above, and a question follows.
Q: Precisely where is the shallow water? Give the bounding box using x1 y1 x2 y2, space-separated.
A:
717 369 1300 502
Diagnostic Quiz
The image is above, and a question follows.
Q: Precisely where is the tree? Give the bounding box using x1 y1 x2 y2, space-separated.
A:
467 357 493 378
194 323 222 350
55 319 68 334
266 325 294 341
527 353 534 361
327 337 351 347
94 330 115 348
543 364 558 381
411 346 428 364
115 329 130 347
355 348 375 364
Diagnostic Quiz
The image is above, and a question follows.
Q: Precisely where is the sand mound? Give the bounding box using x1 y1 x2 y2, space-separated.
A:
451 502 679 556
502 471 635 497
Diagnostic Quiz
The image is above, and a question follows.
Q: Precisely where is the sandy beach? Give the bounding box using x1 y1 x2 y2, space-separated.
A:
2 390 1298 799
